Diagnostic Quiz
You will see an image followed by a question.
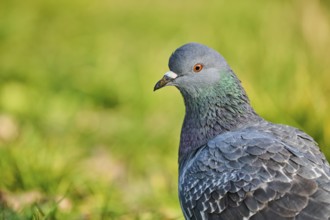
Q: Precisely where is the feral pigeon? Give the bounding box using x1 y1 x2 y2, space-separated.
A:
154 43 330 220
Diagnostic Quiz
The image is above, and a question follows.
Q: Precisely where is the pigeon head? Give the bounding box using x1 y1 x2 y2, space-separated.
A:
154 43 233 96
154 43 259 159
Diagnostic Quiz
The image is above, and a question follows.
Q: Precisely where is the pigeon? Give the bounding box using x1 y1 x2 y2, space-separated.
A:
154 43 330 220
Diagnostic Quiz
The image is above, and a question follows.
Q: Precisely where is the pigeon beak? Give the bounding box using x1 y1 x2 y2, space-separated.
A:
154 71 178 91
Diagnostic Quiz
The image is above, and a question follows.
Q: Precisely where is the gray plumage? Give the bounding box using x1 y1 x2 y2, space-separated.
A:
154 43 330 220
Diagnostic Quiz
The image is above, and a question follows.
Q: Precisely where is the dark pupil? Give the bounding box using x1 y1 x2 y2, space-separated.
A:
196 65 200 70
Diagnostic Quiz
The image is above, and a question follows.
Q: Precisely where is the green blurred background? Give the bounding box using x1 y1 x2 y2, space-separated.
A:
0 0 329 219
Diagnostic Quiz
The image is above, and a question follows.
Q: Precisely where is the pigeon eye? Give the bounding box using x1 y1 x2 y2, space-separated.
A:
193 64 203 73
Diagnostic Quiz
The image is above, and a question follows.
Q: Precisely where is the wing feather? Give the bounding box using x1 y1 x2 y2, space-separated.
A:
179 123 330 220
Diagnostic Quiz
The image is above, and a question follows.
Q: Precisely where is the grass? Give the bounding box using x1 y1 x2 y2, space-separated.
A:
0 0 329 219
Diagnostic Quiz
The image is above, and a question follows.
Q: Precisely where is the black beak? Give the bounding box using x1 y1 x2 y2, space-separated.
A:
154 71 178 91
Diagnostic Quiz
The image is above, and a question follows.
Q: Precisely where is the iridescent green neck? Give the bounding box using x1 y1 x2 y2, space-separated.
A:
178 72 261 162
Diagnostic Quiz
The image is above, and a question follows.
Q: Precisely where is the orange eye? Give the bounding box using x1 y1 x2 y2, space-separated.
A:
193 64 203 73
